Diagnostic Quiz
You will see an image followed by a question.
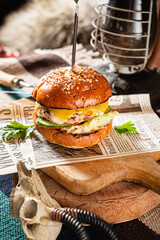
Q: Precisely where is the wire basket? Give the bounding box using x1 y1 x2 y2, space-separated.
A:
91 0 157 74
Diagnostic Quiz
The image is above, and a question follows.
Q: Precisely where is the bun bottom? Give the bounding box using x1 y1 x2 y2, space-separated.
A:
33 112 113 148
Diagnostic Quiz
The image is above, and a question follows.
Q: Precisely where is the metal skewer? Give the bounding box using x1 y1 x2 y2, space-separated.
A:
72 0 79 71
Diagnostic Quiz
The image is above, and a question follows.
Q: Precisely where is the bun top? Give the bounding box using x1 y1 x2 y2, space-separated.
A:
32 66 112 109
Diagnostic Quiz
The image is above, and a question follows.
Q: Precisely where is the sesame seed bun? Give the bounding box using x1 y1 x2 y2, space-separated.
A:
32 66 112 109
32 66 113 148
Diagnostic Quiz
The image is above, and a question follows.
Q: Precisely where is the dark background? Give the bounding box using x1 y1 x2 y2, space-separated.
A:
0 0 27 26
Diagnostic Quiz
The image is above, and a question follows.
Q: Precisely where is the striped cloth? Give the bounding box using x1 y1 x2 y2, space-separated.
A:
0 49 160 240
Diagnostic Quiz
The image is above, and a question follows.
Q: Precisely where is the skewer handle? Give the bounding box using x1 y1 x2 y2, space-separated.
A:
0 70 18 88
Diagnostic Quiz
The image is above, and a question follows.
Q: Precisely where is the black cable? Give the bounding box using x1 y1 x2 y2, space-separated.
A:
52 209 89 240
52 207 118 240
64 208 118 240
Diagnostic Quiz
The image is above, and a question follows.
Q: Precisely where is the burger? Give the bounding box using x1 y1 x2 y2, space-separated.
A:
32 66 118 148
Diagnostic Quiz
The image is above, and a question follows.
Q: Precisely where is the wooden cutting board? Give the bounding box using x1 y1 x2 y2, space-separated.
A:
40 151 160 223
38 169 160 223
42 151 160 195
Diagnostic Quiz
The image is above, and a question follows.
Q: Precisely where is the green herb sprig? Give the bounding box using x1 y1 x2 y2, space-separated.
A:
0 121 35 142
114 121 138 134
1 119 138 143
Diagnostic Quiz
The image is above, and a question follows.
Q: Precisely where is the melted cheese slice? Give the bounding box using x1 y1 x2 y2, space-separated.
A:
35 101 109 124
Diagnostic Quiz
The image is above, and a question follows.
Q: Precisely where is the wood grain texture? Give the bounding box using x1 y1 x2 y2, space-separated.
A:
42 151 160 195
0 70 18 87
38 170 160 223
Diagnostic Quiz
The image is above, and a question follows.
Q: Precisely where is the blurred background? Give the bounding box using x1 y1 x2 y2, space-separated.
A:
0 0 97 54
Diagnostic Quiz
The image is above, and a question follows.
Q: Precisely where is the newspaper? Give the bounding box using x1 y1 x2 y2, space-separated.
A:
0 94 160 175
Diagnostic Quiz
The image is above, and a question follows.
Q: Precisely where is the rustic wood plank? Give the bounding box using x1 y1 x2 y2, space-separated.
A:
38 170 160 223
42 152 160 195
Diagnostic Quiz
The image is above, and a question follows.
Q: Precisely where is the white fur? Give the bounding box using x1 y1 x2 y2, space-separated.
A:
0 0 97 54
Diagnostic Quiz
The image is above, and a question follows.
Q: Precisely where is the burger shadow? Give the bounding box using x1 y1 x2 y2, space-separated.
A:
32 131 103 164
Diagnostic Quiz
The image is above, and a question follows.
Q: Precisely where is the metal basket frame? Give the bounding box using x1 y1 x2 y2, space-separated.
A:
91 0 154 73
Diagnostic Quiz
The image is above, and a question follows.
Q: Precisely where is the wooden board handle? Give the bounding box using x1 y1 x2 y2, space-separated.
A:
0 70 18 88
122 157 160 195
